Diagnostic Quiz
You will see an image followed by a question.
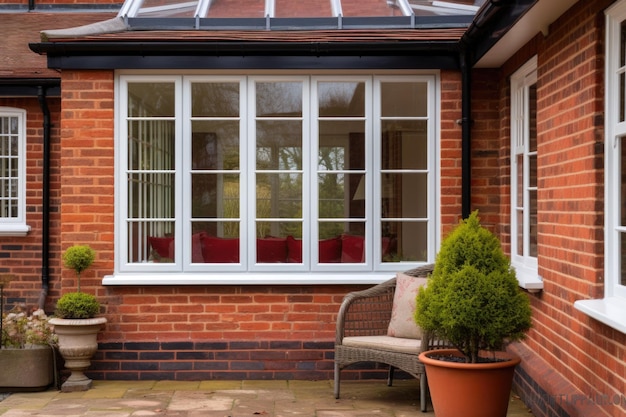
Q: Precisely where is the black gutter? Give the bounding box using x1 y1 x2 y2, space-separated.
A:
459 51 471 220
36 86 51 310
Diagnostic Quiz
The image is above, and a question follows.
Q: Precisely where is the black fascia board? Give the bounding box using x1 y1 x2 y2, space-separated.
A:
29 40 462 70
0 79 61 97
462 0 537 66
41 52 461 71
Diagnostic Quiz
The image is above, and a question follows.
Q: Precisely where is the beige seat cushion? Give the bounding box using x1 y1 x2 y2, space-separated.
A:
342 335 422 354
387 272 428 339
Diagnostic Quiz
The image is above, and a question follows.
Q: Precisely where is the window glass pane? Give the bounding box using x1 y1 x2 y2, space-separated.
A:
256 173 302 219
382 122 427 170
128 120 176 170
528 84 537 152
382 173 427 218
381 82 427 117
256 121 302 169
256 82 302 117
516 154 524 207
620 72 625 123
621 136 626 227
192 82 239 117
621 233 626 286
192 123 239 170
128 83 175 117
318 82 365 117
319 121 364 170
383 221 427 262
516 209 524 256
0 116 19 219
529 189 538 257
192 173 240 218
621 21 626 67
132 221 175 263
529 154 537 188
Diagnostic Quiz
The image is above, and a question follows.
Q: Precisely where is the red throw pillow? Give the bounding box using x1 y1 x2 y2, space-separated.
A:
191 232 206 263
202 235 239 263
341 234 365 263
319 236 342 263
257 237 288 263
149 236 174 259
286 235 302 263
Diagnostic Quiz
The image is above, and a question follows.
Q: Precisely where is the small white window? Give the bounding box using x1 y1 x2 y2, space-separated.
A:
0 108 30 236
108 73 439 285
510 57 542 291
574 1 626 334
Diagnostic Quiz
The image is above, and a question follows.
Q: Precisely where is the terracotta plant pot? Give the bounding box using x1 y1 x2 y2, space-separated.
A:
0 346 54 392
49 317 107 392
419 349 521 417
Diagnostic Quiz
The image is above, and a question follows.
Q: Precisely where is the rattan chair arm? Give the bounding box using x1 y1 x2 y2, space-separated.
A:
335 277 397 344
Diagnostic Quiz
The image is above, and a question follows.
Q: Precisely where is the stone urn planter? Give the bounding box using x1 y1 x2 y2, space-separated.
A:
0 346 55 392
49 317 107 392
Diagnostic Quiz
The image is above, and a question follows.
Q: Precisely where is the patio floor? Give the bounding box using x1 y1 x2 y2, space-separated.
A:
0 379 532 416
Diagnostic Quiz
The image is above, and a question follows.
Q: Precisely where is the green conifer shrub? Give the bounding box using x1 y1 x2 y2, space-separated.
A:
415 211 532 363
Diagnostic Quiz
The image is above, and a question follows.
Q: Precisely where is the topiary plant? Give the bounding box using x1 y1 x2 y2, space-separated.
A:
56 245 100 319
62 245 95 292
414 211 532 363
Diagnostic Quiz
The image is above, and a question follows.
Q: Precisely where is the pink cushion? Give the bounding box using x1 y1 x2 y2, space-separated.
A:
319 236 342 263
387 272 428 339
202 235 239 263
191 232 205 263
257 237 288 263
341 234 364 263
149 236 174 259
286 236 302 263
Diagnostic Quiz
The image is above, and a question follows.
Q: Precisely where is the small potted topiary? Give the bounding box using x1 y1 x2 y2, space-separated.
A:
414 211 532 417
49 245 107 392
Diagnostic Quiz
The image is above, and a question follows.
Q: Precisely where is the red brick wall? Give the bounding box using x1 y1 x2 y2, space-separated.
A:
472 1 626 416
0 96 62 310
41 69 463 380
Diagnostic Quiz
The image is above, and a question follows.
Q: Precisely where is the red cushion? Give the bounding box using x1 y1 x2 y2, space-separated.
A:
286 236 302 263
149 236 174 259
341 234 365 263
319 236 342 263
202 235 239 263
257 237 288 263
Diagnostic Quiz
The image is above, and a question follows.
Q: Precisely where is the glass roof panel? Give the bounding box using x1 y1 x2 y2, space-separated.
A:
120 0 484 21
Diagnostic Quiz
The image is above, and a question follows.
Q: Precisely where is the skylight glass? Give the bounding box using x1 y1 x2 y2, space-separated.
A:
119 0 483 19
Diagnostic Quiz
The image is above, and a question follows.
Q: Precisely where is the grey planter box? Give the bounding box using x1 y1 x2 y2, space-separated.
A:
0 346 54 392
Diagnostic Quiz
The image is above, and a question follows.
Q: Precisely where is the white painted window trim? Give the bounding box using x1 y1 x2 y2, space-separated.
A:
108 71 440 285
510 56 542 292
0 108 30 237
574 1 626 334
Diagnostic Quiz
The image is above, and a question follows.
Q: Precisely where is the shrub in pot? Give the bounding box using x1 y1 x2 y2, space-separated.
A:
414 211 532 417
49 245 107 392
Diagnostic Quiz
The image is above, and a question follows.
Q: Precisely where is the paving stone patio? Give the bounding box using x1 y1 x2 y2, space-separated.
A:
0 379 532 416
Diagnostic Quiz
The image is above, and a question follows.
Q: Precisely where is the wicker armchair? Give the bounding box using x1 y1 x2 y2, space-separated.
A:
334 264 446 413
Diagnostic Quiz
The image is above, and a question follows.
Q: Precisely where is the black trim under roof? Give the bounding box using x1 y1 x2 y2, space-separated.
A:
0 79 61 97
30 40 463 70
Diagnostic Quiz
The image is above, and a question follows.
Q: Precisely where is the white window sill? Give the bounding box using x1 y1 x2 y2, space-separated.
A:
512 264 543 292
102 272 397 286
0 224 31 237
574 297 626 334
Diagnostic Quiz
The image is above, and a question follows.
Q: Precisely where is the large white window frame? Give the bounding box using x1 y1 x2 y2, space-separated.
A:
0 108 30 236
107 72 439 285
574 0 626 334
510 56 542 292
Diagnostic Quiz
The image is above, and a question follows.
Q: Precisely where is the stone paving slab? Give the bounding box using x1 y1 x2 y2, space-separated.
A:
0 380 533 416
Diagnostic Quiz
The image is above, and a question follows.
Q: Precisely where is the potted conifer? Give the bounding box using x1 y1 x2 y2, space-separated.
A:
415 211 532 417
49 245 106 392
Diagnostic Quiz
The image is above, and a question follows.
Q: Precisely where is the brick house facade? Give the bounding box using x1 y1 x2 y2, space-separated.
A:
1 1 625 416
